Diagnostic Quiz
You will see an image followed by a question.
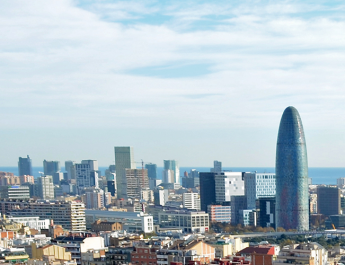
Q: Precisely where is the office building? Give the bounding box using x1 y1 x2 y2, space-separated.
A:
114 146 136 199
183 193 200 210
18 155 32 176
337 178 345 187
231 195 247 225
37 175 55 199
211 160 222 173
259 197 276 229
182 169 200 188
162 169 174 183
126 168 149 199
200 172 217 212
53 172 64 185
43 160 60 176
149 178 162 189
207 205 231 223
9 200 86 231
163 160 179 184
158 209 209 233
0 185 30 199
145 163 157 179
215 172 245 203
75 160 99 193
85 210 154 233
317 186 341 216
244 172 276 209
276 106 309 231
65 161 76 180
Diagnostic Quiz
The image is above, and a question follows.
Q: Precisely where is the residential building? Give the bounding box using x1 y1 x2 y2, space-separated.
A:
158 209 209 233
182 193 200 210
244 172 276 209
276 106 309 231
9 200 86 231
85 189 105 209
7 216 50 230
238 245 277 265
239 209 257 227
115 146 136 199
337 178 345 187
182 176 200 189
163 160 180 184
317 186 341 216
0 174 20 185
31 243 72 262
126 169 149 199
162 169 175 184
18 155 32 176
208 205 231 223
43 160 60 176
106 247 133 265
145 163 157 179
19 175 34 184
37 175 55 199
273 242 327 265
91 220 123 232
85 210 154 233
131 246 159 265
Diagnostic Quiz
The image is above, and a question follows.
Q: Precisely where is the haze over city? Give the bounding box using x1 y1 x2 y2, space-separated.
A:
1 0 345 167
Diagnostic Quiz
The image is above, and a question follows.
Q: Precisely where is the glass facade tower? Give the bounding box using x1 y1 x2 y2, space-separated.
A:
276 106 309 231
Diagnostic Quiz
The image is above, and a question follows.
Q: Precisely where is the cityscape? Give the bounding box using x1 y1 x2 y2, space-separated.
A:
0 106 343 265
2 1 345 265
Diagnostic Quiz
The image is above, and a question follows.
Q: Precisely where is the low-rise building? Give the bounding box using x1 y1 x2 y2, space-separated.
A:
91 220 123 232
159 210 209 233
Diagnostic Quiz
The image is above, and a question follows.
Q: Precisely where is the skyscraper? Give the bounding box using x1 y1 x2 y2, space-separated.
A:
18 155 32 176
115 146 136 199
276 106 309 231
43 160 60 176
163 160 179 184
75 160 99 192
145 163 157 179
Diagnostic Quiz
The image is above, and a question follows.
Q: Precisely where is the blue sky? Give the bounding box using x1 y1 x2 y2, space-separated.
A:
0 0 345 167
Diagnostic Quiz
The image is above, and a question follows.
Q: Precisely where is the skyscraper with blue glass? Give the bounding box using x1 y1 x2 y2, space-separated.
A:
276 106 309 231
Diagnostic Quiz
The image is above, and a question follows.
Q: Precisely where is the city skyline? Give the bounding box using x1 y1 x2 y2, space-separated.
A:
1 0 345 167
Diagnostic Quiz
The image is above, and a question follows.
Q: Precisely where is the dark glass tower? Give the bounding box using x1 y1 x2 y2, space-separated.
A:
18 155 32 176
276 106 309 231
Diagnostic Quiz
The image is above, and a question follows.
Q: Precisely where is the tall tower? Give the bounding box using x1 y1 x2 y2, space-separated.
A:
276 106 309 231
163 160 180 184
18 155 32 176
115 146 136 199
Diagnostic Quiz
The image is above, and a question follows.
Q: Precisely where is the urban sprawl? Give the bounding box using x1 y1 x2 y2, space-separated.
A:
0 106 342 265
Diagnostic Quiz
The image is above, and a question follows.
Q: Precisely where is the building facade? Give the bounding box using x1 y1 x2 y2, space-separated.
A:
182 193 200 210
115 147 136 199
276 106 309 231
126 169 149 199
18 155 32 176
43 160 60 176
145 163 157 179
75 160 99 193
163 160 179 184
207 205 231 223
317 186 341 216
38 175 55 200
215 172 245 203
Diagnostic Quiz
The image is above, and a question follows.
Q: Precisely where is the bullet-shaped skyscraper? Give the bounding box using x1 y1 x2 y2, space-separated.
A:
276 106 309 231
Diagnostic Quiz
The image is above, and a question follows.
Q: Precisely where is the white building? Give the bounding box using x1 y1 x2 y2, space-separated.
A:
183 193 200 210
162 169 175 184
158 210 209 233
215 172 245 203
85 189 104 209
337 178 345 187
84 210 154 233
154 189 169 206
7 216 50 230
244 172 276 209
37 175 55 200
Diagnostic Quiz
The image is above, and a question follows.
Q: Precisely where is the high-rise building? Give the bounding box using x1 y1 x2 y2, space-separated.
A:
162 169 174 183
163 160 179 184
75 160 99 193
43 160 60 176
85 189 105 209
317 186 341 216
231 195 247 225
37 175 55 200
244 172 276 209
145 163 157 179
154 188 168 206
65 161 76 180
337 178 345 187
215 172 245 203
199 172 217 212
211 161 222 173
18 155 32 176
115 147 136 199
276 106 309 231
258 197 276 229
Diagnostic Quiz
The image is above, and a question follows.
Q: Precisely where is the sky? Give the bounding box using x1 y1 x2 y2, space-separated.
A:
1 0 345 167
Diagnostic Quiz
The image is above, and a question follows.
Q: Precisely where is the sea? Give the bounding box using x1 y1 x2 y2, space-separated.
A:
0 166 344 185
